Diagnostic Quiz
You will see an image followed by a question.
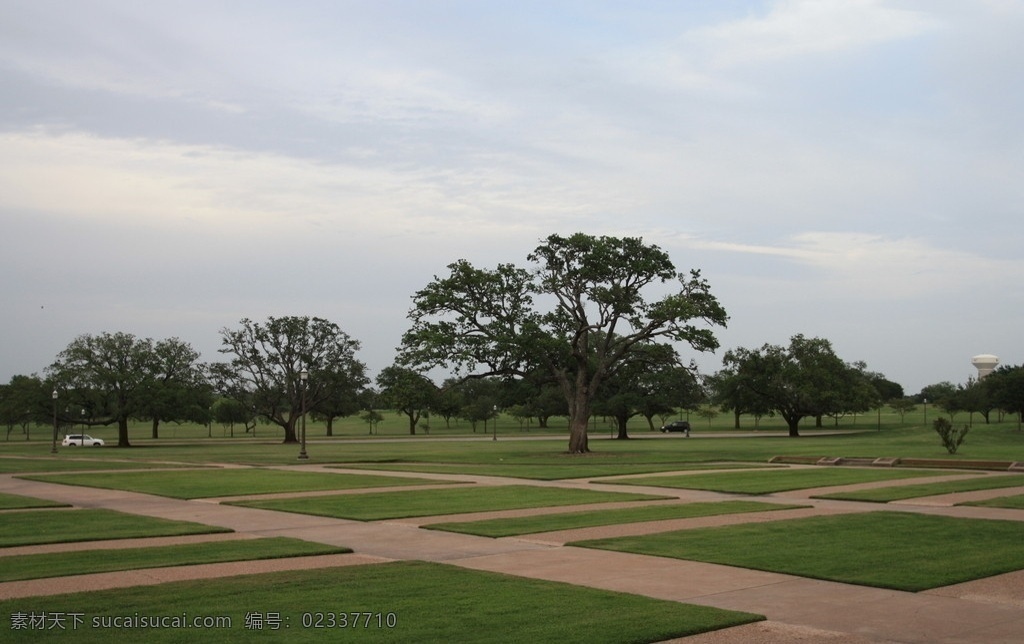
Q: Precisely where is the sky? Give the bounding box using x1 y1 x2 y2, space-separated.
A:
1 0 1022 395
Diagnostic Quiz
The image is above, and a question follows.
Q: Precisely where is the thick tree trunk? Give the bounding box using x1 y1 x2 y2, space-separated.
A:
281 417 298 443
117 416 131 447
151 418 159 439
567 418 590 453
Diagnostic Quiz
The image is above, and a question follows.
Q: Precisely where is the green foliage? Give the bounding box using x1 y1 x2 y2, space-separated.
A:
214 316 368 443
721 335 870 436
400 233 727 453
933 417 969 454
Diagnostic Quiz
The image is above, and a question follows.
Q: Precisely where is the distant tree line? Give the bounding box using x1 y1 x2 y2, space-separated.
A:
4 233 1022 450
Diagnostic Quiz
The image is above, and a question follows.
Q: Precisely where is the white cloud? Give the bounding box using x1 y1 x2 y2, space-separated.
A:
691 232 1019 299
687 0 940 68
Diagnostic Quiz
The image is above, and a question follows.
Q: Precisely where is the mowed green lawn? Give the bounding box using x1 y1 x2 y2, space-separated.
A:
0 561 763 643
816 474 1024 503
20 468 460 499
0 509 231 547
574 512 1024 591
231 485 670 521
603 467 953 494
426 500 805 538
0 492 69 510
0 537 350 582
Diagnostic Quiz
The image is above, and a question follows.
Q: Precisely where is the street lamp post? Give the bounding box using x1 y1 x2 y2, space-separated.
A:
50 389 58 454
923 398 928 426
492 404 498 441
298 369 309 460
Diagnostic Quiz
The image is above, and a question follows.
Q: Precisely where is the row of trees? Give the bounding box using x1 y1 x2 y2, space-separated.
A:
3 233 1020 451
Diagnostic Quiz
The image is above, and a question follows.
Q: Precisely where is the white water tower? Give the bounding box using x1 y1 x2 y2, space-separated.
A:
971 354 999 379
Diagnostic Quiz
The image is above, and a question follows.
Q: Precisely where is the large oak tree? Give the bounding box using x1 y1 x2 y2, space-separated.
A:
214 316 366 443
399 233 728 453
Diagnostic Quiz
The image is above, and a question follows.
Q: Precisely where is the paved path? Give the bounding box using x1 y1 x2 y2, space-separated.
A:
4 464 1024 642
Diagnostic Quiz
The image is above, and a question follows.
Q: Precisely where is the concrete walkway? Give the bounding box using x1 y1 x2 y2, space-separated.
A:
3 464 1024 642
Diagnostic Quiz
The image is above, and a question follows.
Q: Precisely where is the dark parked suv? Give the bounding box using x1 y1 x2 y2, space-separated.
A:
660 420 691 435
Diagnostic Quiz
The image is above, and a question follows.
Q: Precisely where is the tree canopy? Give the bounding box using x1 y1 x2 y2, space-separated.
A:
721 334 870 437
399 232 728 453
213 316 367 443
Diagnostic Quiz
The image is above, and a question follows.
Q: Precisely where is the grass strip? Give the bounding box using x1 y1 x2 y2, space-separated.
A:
0 560 763 642
606 467 947 494
334 461 764 480
0 509 231 547
426 500 805 537
0 537 350 582
0 493 69 510
963 494 1024 509
573 511 1024 591
815 474 1024 502
231 485 670 520
0 457 207 474
21 468 459 499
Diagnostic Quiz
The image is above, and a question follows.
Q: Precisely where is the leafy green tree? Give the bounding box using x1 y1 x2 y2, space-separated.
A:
0 375 49 440
985 365 1024 430
933 417 969 454
593 341 682 439
214 316 366 443
47 332 178 447
136 338 209 439
399 233 727 453
889 397 917 423
722 335 857 437
375 365 438 435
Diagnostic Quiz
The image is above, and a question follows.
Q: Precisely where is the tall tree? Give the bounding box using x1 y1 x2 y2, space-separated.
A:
375 365 437 435
214 316 366 443
985 365 1024 430
138 338 209 439
400 233 727 453
47 332 171 447
722 335 855 437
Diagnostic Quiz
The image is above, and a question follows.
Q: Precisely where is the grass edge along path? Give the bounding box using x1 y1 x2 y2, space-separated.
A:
0 493 70 510
230 485 671 521
426 500 807 537
19 468 461 499
572 511 1024 592
0 509 232 548
814 474 1024 503
0 537 351 582
603 467 952 495
0 560 764 643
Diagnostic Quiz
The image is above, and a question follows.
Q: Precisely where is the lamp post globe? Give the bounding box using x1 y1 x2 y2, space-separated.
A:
50 389 58 454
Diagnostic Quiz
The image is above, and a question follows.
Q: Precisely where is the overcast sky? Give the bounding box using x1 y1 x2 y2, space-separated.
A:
2 0 1021 394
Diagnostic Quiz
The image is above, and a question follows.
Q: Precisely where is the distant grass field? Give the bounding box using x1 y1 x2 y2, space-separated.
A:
426 500 805 538
603 467 948 495
573 512 1024 591
0 537 350 582
231 485 670 521
21 468 461 499
0 509 231 547
0 561 763 643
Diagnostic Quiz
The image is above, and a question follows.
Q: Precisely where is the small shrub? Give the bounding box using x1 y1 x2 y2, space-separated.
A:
934 417 969 454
